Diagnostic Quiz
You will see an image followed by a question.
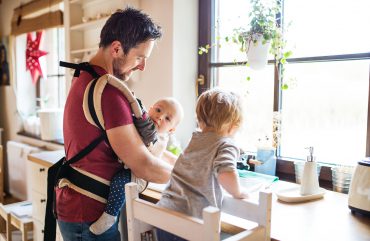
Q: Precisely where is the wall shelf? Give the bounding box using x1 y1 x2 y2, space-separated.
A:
70 46 99 54
70 17 109 31
69 0 105 6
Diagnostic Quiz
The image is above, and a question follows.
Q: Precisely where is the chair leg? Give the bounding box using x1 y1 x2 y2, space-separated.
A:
6 221 12 241
21 231 27 241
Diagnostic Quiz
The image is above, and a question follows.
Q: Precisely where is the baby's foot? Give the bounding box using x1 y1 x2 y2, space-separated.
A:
89 212 116 235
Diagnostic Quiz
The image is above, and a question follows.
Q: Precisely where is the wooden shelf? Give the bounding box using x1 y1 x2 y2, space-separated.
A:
69 0 81 4
69 17 108 31
17 131 64 145
70 46 99 55
69 0 105 6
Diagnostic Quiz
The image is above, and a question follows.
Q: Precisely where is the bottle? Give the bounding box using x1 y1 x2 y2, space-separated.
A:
255 136 277 176
167 134 182 156
300 147 320 195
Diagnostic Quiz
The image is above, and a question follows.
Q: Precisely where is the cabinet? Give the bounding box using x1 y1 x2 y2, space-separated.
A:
27 151 64 241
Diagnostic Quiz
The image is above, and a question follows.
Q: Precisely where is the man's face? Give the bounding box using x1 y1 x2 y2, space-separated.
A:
112 40 155 81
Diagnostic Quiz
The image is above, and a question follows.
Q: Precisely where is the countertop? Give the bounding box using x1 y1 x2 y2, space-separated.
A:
28 150 370 241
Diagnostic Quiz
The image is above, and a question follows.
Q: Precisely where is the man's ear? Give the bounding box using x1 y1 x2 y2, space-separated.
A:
111 41 122 57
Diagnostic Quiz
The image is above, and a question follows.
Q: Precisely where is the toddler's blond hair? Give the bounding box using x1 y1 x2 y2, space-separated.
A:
196 88 243 133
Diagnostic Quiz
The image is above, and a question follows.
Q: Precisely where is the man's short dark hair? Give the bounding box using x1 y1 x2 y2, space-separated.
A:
99 7 162 54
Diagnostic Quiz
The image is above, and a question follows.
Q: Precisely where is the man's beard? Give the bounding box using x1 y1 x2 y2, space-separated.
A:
112 57 130 81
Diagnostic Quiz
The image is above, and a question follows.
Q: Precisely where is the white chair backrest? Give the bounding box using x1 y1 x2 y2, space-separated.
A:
221 191 272 241
125 182 272 241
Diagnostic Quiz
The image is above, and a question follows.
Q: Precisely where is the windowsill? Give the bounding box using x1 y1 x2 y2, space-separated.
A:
17 131 64 146
276 158 334 190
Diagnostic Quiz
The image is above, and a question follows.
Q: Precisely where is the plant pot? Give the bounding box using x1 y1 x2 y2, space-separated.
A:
246 34 271 70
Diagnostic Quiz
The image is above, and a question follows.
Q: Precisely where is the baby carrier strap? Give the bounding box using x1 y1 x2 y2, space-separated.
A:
44 134 107 241
82 73 144 130
59 61 100 78
60 61 105 133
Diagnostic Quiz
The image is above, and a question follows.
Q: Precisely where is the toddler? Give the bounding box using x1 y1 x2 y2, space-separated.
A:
156 89 249 240
89 97 184 235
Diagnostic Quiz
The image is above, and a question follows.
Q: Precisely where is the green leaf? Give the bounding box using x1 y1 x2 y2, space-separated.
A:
238 34 244 43
284 51 293 58
281 84 289 90
247 76 251 81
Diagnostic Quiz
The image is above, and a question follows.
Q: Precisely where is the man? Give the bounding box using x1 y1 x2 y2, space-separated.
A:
57 7 172 240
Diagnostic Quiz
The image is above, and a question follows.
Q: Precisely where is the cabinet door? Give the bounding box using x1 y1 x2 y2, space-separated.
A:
28 162 48 195
32 191 47 223
33 219 44 241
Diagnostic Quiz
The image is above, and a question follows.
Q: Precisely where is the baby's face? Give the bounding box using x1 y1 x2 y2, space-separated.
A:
148 100 180 134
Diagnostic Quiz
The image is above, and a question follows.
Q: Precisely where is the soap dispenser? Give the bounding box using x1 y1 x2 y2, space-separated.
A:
300 147 320 196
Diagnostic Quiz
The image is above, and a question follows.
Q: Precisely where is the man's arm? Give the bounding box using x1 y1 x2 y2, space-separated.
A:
162 150 178 166
107 124 172 183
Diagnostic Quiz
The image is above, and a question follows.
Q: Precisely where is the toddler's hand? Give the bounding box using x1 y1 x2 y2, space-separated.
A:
234 188 250 199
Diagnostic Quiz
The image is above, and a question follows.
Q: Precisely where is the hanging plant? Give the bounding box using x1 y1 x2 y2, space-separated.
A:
199 0 292 89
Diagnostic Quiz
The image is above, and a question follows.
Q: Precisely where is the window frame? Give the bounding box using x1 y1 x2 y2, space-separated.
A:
198 0 370 187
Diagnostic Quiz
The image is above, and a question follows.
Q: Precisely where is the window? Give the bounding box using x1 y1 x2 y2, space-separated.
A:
198 0 370 166
14 28 65 136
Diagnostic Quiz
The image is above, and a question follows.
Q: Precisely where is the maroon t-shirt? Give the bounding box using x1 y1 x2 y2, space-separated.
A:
56 65 133 222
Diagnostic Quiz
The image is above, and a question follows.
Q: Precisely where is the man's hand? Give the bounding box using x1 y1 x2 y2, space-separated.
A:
107 124 172 183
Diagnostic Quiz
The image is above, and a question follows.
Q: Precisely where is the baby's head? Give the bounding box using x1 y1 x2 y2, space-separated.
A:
196 88 243 136
148 97 184 134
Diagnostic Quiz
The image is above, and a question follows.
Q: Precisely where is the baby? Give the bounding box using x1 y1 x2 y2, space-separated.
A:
89 97 184 235
156 89 249 240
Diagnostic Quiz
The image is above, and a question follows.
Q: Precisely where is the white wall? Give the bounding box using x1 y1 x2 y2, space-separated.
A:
133 0 198 147
173 0 198 147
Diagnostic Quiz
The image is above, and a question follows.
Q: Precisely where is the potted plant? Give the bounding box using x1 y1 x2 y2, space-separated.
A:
199 0 292 87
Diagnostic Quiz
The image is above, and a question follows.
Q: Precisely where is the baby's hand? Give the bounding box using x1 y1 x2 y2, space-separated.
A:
235 189 250 199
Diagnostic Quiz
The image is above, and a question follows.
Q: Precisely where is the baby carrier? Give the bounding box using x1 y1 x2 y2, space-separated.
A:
44 61 157 241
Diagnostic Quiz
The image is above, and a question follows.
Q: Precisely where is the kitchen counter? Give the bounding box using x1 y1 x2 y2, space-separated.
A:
28 150 370 241
143 179 370 241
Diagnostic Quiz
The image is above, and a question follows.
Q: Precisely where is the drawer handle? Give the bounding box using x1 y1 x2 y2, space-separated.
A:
40 199 46 203
42 229 44 233
39 168 45 172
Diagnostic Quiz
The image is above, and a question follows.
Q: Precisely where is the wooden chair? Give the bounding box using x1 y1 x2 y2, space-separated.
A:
0 201 33 241
125 182 272 241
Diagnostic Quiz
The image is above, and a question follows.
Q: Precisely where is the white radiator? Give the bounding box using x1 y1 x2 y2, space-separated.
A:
6 141 43 200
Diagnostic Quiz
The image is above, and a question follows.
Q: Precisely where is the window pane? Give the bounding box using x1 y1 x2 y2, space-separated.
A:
215 65 275 151
284 0 370 57
15 34 37 117
280 60 369 165
215 0 250 63
40 28 65 109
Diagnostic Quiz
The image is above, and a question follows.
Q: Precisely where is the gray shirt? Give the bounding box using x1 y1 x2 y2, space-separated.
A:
157 131 239 219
